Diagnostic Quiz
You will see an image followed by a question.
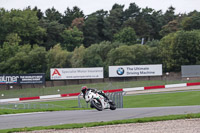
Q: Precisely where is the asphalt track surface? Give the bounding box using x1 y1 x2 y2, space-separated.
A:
1 105 200 130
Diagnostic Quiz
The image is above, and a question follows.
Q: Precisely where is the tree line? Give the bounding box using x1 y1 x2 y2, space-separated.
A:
0 3 200 79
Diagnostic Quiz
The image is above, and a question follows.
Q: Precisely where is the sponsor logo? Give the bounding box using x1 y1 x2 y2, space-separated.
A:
0 76 19 84
116 67 124 75
52 69 61 76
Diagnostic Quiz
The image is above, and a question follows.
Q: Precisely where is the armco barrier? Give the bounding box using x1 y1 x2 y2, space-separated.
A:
123 82 200 92
1 82 200 103
0 89 123 103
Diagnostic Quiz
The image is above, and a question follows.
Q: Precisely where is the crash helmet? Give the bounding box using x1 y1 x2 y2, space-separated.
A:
82 86 88 91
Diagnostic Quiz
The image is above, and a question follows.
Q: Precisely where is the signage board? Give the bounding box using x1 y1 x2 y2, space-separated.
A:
0 74 45 85
51 67 104 80
181 65 200 77
109 64 162 77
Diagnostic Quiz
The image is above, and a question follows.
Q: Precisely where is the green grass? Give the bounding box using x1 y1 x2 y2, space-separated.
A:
0 91 200 132
1 90 200 115
0 99 89 115
1 79 200 99
1 113 200 133
124 91 200 108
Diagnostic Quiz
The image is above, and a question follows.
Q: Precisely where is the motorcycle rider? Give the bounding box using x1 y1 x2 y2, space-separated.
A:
81 86 110 102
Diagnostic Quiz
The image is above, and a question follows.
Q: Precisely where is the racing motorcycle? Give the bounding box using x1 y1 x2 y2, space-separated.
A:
84 90 116 111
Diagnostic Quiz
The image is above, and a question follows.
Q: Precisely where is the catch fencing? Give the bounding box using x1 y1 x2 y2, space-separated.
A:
78 91 124 108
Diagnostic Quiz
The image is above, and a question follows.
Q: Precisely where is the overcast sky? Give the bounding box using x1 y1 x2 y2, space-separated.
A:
1 0 200 15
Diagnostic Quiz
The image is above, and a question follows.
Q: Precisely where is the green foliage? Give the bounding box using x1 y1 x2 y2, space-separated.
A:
104 4 124 40
160 30 200 71
61 27 84 52
83 15 98 46
107 45 136 65
107 44 160 66
71 45 86 68
0 43 47 74
82 45 104 67
114 27 137 45
45 7 62 22
160 20 179 36
0 9 46 45
181 12 200 30
46 44 72 79
1 5 200 74
61 6 84 28
39 20 64 49
124 3 140 21
82 41 123 67
163 6 176 25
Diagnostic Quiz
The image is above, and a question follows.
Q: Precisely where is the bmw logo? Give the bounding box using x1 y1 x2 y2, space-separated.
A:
117 67 124 75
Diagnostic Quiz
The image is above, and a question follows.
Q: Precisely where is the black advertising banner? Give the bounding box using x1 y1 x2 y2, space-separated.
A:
0 74 45 85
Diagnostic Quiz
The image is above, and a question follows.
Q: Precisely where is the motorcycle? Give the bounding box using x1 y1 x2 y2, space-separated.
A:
84 90 116 111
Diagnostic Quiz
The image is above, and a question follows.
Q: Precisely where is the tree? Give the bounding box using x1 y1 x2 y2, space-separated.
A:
104 4 124 40
33 6 44 20
181 12 200 30
163 6 176 25
123 3 140 21
61 27 84 52
28 45 47 73
83 10 108 47
160 30 200 71
0 8 7 45
0 33 21 62
114 27 137 45
106 45 136 65
70 45 86 68
71 17 84 31
83 14 99 47
45 7 62 22
160 20 179 37
46 44 72 79
47 44 72 68
61 6 84 28
39 19 65 49
82 45 104 67
0 9 46 45
0 44 47 74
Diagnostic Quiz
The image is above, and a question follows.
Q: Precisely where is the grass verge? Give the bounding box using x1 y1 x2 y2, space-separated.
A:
1 79 200 99
1 90 200 115
1 113 200 133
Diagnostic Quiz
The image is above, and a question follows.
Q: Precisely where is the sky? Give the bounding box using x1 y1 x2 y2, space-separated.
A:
1 0 200 15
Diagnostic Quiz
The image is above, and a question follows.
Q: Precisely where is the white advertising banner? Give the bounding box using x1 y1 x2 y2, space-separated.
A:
109 64 162 77
51 67 104 80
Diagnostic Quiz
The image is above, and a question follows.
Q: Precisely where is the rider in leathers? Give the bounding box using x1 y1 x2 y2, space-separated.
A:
81 86 110 102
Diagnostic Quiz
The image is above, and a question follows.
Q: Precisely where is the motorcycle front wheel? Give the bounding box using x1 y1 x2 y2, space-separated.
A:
109 101 116 110
91 98 103 111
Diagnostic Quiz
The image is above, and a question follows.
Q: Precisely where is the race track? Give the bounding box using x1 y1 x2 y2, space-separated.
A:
1 105 200 129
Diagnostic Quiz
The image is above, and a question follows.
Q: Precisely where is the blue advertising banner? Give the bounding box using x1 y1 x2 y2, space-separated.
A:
0 74 45 85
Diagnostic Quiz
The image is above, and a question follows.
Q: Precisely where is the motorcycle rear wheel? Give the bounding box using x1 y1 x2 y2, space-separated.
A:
91 98 103 111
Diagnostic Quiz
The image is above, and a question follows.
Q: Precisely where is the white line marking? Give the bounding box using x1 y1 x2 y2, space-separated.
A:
0 112 46 117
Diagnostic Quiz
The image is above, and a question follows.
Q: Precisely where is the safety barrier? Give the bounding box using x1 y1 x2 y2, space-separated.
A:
1 82 200 103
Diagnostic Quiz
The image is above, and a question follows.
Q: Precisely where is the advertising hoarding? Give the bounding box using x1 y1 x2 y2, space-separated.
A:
181 65 200 77
109 64 162 77
0 74 45 85
51 67 104 80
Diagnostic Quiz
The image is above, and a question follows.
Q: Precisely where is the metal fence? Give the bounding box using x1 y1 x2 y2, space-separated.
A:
0 102 64 109
78 91 124 108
